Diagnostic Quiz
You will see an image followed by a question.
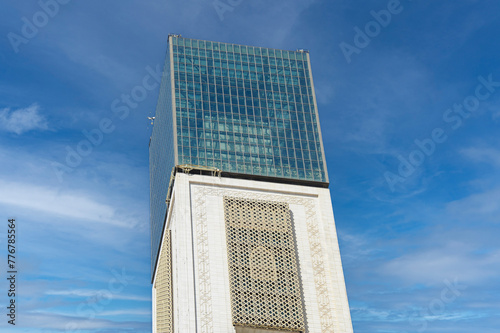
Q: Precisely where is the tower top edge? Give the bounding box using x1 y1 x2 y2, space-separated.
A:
167 34 310 54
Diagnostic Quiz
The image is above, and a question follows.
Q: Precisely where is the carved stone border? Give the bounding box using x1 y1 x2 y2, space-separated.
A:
193 189 213 333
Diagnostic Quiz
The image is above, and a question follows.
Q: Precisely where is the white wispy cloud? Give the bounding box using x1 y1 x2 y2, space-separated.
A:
18 312 150 330
98 309 151 316
0 103 48 134
460 147 500 167
0 179 137 228
381 245 500 285
45 289 150 301
447 187 500 224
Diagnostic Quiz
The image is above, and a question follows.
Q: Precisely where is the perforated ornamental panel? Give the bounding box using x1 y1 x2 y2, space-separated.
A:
223 197 305 331
155 230 173 332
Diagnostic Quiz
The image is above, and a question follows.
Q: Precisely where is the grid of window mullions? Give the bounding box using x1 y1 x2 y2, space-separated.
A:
172 43 325 181
175 95 315 176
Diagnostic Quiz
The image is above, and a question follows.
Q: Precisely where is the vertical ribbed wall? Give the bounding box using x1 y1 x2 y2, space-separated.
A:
155 230 173 332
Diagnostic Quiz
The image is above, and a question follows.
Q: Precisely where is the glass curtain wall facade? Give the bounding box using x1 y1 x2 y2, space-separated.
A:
150 35 329 276
150 45 174 276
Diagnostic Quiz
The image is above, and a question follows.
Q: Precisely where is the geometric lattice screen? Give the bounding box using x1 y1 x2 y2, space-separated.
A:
155 230 173 333
223 197 305 332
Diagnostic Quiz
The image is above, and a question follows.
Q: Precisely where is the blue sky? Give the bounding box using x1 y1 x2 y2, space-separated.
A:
1 0 499 332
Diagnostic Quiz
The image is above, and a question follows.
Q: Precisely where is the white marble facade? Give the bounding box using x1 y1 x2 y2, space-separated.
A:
152 173 353 333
